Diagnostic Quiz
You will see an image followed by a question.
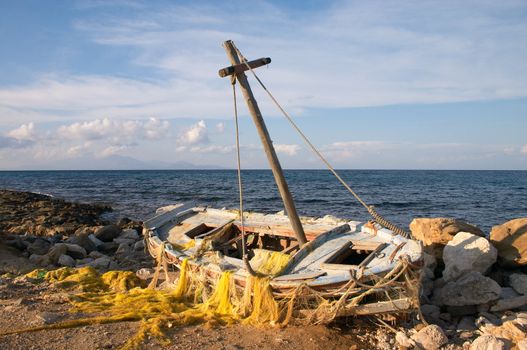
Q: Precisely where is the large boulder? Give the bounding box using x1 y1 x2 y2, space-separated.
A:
433 271 501 306
94 225 121 242
409 218 484 258
442 232 497 281
490 218 527 267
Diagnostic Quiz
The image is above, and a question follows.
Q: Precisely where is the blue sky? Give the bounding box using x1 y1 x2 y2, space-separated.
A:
0 0 526 170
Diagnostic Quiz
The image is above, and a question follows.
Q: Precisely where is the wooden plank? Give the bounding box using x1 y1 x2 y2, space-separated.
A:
338 298 413 316
218 57 271 77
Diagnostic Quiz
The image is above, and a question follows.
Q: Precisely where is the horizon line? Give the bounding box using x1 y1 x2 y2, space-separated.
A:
1 168 526 172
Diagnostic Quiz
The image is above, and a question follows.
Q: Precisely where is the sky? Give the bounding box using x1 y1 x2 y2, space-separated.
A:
0 0 526 170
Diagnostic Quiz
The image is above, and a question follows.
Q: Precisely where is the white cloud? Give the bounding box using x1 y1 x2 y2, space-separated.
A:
144 117 170 139
178 120 209 146
57 117 170 142
274 143 301 156
7 122 36 141
58 118 137 140
216 122 225 133
521 145 527 155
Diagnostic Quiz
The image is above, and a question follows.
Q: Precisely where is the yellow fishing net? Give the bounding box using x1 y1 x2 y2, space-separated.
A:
250 249 291 275
6 248 420 350
11 259 289 350
26 266 143 292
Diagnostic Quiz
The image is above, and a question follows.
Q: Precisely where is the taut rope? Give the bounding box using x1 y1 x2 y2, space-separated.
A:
230 43 410 238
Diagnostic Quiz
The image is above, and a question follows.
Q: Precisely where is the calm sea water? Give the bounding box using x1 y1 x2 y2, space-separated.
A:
0 170 525 233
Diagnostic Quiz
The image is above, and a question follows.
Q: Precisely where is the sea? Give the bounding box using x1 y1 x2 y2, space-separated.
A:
0 170 525 233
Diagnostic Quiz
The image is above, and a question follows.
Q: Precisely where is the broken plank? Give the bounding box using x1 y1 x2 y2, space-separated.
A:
337 298 414 316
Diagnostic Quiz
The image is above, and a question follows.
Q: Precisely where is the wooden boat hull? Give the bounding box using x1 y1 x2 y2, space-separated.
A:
143 203 423 316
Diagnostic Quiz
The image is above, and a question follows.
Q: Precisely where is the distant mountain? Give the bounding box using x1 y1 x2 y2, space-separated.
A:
14 154 224 170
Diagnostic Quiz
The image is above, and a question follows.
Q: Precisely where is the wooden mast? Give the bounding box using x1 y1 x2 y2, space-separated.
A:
221 40 308 246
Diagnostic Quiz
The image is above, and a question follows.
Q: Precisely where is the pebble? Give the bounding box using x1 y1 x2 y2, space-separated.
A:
412 324 448 350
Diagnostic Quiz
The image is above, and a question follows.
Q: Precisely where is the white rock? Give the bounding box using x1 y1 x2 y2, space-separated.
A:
412 324 448 350
119 229 140 241
434 271 501 306
469 335 506 350
442 232 497 281
57 254 75 267
509 273 527 295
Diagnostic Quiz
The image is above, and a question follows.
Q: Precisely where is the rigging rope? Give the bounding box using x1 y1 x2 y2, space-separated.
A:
231 76 257 276
230 43 410 238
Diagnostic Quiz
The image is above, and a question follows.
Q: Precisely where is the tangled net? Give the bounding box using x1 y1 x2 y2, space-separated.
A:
2 245 421 350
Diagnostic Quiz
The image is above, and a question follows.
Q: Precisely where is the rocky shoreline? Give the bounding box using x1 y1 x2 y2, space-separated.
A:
0 189 526 350
1 189 149 273
399 218 527 350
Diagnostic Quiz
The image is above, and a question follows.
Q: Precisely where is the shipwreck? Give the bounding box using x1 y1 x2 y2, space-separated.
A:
143 40 423 323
